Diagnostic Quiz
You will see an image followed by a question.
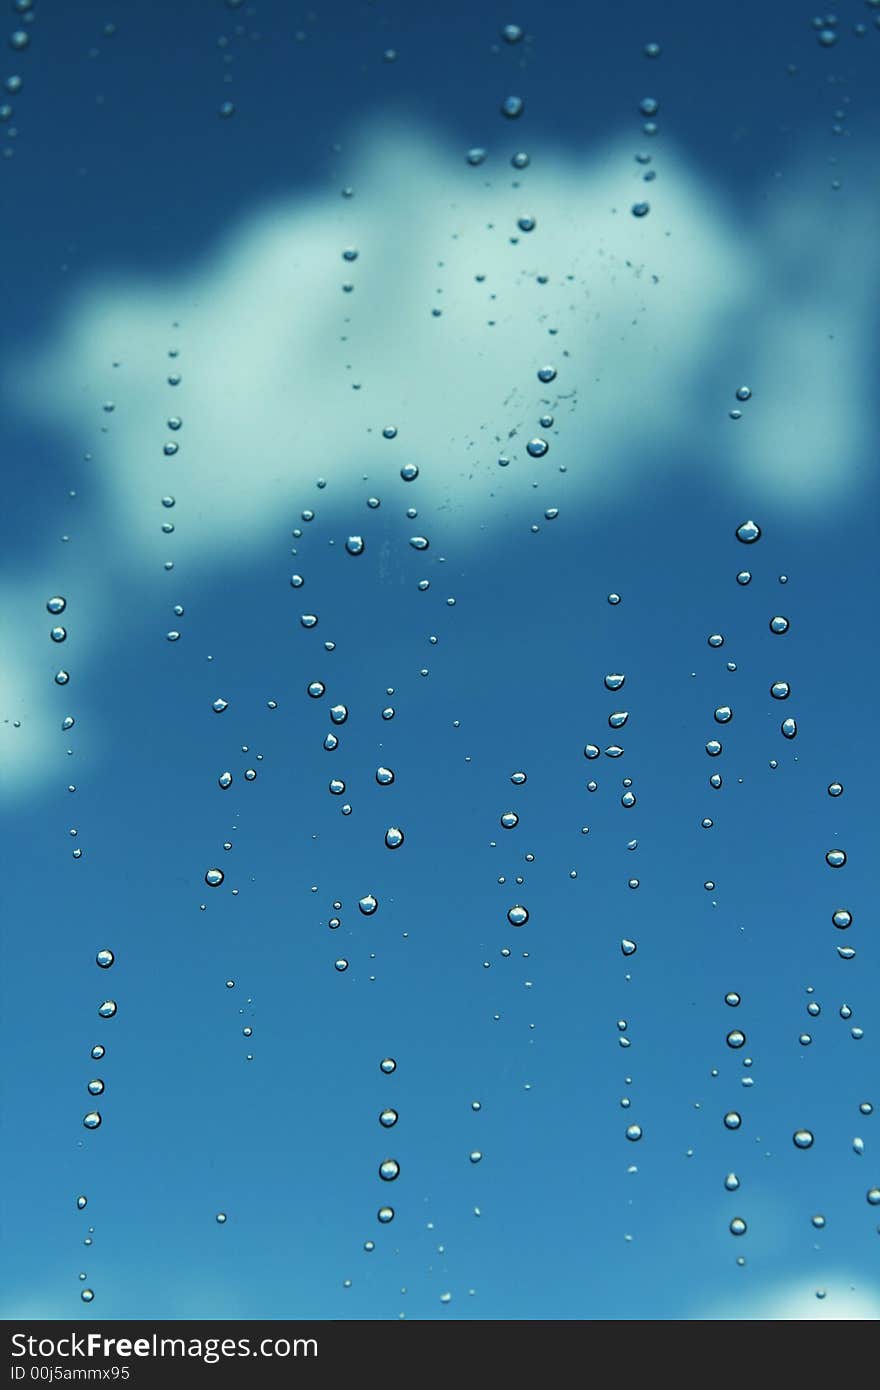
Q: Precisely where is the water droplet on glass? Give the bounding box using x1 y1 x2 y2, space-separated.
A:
825 850 847 868
735 520 761 544
384 827 404 849
770 616 790 634
83 1112 101 1130
507 904 529 927
96 950 114 969
793 1129 815 1149
359 893 378 915
380 1058 397 1074
379 1109 398 1128
205 868 224 887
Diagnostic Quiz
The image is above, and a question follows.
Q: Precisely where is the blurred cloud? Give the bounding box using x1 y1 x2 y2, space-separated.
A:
2 119 877 799
699 1274 880 1320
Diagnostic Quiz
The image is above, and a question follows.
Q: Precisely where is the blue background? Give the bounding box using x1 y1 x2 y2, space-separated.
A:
1 0 879 1320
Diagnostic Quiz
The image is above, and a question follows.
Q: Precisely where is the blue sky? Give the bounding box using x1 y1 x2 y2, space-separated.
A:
2 0 879 1321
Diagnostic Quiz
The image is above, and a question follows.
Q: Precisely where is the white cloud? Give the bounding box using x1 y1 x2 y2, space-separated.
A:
700 1273 880 1321
2 120 876 798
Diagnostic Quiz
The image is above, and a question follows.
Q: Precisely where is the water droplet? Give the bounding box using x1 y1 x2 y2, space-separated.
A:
83 1112 101 1130
377 1206 394 1223
511 770 527 784
608 711 629 729
507 904 529 927
736 571 752 586
218 772 233 789
379 1159 400 1181
400 463 419 482
828 781 843 797
376 766 395 785
735 519 761 544
54 670 69 686
76 1195 87 1210
469 1150 483 1163
359 893 378 915
212 698 228 713
205 868 224 887
781 717 797 739
735 387 752 402
724 1173 740 1191
501 95 524 118
96 949 114 969
723 1112 742 1130
329 704 348 725
621 939 637 957
604 673 625 691
868 1189 880 1206
379 1109 398 1128
334 959 349 973
793 1129 814 1149
625 1124 643 1142
727 1030 746 1049
714 706 733 724
526 437 548 458
770 616 790 634
501 23 523 42
380 1058 397 1075
81 1289 94 1303
708 633 724 648
97 1001 116 1019
729 1217 747 1236
631 201 650 218
770 681 790 700
725 992 741 1007
825 850 847 868
384 826 404 849
500 811 519 829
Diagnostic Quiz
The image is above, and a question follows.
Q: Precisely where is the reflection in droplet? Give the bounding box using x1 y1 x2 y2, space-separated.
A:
770 616 790 634
379 1160 400 1181
507 904 529 927
825 850 847 868
735 520 761 544
83 1112 101 1130
205 868 224 887
793 1129 815 1150
379 1109 398 1128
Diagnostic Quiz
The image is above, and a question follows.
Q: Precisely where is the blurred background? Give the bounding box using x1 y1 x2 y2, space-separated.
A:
1 0 879 1320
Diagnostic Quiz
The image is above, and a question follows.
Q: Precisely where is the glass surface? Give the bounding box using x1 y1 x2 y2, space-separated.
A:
2 0 878 1321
